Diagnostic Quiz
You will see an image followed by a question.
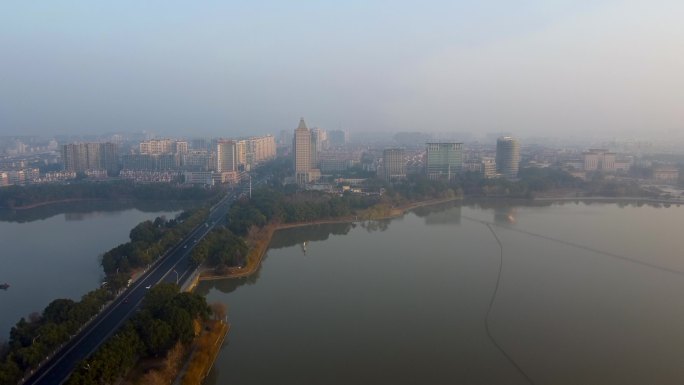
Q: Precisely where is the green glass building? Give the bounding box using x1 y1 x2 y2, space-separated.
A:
425 142 463 180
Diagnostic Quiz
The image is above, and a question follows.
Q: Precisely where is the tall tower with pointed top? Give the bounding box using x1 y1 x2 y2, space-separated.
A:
293 118 312 184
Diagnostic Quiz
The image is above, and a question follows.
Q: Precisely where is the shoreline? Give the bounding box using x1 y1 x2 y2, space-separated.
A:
183 193 684 383
533 196 684 204
194 193 683 283
196 196 461 282
4 198 106 210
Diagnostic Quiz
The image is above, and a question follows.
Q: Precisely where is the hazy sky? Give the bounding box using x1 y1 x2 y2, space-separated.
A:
1 1 682 138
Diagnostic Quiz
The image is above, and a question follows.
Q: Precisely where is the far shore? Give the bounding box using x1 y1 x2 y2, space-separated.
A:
197 196 462 282
194 193 683 283
533 195 684 204
3 198 106 210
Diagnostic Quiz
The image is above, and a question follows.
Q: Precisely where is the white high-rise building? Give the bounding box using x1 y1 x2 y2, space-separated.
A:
496 136 520 179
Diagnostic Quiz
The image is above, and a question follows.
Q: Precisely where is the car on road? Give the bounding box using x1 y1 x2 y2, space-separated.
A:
145 285 152 289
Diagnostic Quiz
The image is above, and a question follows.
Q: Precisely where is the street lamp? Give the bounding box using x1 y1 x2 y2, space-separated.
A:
173 269 179 285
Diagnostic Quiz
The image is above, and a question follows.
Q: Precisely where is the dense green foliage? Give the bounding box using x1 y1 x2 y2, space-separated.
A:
386 174 458 202
583 173 654 197
101 208 209 280
0 289 114 385
0 181 219 209
65 284 210 385
385 168 589 202
190 227 248 267
227 187 377 236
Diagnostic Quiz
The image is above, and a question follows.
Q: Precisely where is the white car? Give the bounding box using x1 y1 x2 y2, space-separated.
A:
145 285 152 289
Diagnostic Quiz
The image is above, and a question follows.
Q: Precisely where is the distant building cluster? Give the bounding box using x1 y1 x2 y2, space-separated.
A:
2 124 681 190
371 136 520 185
117 135 275 184
119 170 181 183
653 167 679 183
0 169 40 187
216 135 276 172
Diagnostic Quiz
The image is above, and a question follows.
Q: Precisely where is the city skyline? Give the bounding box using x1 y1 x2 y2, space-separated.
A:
1 1 683 139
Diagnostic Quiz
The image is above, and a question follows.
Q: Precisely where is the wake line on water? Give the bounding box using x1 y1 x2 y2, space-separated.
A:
463 215 684 277
482 223 537 385
465 213 684 385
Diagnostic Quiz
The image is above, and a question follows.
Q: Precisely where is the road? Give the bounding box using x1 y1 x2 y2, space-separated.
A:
24 191 237 385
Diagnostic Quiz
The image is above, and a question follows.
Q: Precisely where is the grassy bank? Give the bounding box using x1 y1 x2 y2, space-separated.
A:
179 320 229 385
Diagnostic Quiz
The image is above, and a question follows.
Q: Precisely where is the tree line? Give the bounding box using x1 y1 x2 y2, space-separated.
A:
65 284 210 385
227 187 377 236
0 288 113 385
185 186 377 271
101 208 209 289
0 181 220 209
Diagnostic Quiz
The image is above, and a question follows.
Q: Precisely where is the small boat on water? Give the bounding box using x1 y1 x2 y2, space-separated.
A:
0 283 9 290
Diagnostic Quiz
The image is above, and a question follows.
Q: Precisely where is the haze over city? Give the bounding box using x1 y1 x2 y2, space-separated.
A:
5 2 684 385
1 0 683 139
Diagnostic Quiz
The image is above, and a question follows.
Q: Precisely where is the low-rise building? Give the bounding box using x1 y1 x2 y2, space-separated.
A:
654 167 679 183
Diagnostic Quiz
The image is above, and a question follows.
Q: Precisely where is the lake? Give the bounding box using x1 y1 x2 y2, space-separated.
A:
0 201 186 338
197 200 684 385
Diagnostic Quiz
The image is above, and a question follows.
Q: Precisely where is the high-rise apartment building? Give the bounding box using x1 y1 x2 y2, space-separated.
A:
140 139 188 155
496 137 520 179
101 142 119 174
383 148 406 182
61 142 119 174
311 127 327 152
217 140 238 172
310 129 319 169
425 142 463 180
243 135 276 168
481 157 497 178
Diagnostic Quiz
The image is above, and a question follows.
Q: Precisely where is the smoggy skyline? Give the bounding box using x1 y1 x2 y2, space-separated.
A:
1 1 682 139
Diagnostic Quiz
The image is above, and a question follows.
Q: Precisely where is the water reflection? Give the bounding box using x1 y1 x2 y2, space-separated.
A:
358 219 391 233
269 223 355 249
412 201 462 226
196 260 265 296
0 200 197 223
494 206 517 224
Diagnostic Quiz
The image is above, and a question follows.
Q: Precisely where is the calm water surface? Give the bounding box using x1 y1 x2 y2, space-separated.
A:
198 201 684 385
0 204 182 338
